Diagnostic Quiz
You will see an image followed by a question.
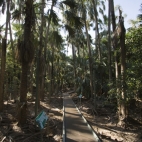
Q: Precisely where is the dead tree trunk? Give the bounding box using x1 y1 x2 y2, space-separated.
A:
117 10 128 127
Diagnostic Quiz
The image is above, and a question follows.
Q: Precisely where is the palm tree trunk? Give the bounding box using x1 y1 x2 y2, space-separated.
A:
84 20 93 99
0 39 6 111
72 43 77 91
18 0 34 124
5 0 10 39
9 21 14 52
51 45 54 96
35 49 40 116
108 0 112 81
18 62 28 123
29 63 34 98
92 0 101 61
110 0 120 100
35 0 45 115
42 0 54 101
110 0 120 80
0 0 10 111
44 0 54 81
39 0 45 100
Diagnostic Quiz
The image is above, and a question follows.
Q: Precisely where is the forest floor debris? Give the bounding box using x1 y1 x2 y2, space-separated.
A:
1 91 142 142
72 93 142 142
0 96 63 142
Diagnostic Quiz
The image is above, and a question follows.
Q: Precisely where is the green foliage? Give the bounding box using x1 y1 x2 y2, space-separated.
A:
49 31 63 47
5 45 21 99
12 9 21 21
10 1 15 11
64 24 75 37
12 23 23 37
0 0 4 7
75 76 91 99
64 10 84 30
0 0 5 14
126 27 142 99
47 9 59 26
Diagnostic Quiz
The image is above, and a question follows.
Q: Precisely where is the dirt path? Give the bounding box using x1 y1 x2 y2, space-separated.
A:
63 93 100 142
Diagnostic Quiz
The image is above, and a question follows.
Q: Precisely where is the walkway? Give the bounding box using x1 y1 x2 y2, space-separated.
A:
63 93 101 142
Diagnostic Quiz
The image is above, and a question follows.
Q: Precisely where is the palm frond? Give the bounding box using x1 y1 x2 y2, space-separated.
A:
64 24 75 37
47 9 59 26
100 0 105 11
10 1 15 11
137 14 142 21
1 1 5 14
99 7 104 16
12 9 21 21
0 0 4 7
49 31 63 46
103 15 108 25
60 0 77 9
74 16 84 29
64 10 83 30
88 7 94 20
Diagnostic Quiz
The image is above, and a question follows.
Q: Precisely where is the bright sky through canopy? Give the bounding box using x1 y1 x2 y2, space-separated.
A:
0 0 141 29
0 0 141 27
112 0 141 28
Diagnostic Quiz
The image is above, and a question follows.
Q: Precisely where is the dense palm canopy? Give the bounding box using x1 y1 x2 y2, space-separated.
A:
0 0 142 127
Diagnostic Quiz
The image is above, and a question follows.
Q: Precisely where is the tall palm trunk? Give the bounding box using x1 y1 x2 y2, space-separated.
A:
108 0 112 81
39 0 45 101
84 20 93 99
0 39 6 111
40 66 45 101
92 0 103 99
92 0 101 61
72 43 77 91
50 45 54 96
80 0 93 98
110 0 120 97
35 0 45 115
29 63 34 97
43 0 54 100
56 57 60 94
35 49 40 116
18 62 28 123
5 0 10 39
110 0 120 83
18 0 34 124
0 0 10 111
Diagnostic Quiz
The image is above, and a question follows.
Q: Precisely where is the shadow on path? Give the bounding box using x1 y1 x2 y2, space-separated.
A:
63 93 100 142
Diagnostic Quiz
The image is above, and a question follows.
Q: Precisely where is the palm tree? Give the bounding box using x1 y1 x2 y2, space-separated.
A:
17 0 34 124
91 0 103 61
61 0 84 92
0 0 10 111
49 30 63 95
79 0 94 99
41 0 56 101
0 39 6 111
35 0 45 116
108 0 112 81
